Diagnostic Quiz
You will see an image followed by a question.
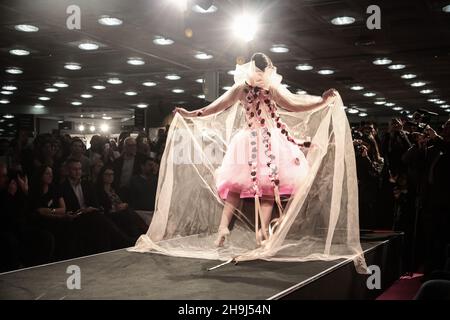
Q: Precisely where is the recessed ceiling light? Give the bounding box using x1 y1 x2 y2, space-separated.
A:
78 42 99 50
38 96 51 101
420 89 433 94
15 24 39 32
78 125 85 132
385 102 395 106
410 81 426 87
2 85 17 91
137 103 148 109
172 89 184 93
222 86 232 90
347 108 359 114
443 5 450 12
317 69 334 75
331 16 355 25
107 78 122 84
296 64 313 71
0 99 10 104
98 16 123 26
195 78 204 83
92 85 106 90
192 4 218 13
270 45 289 53
124 91 137 96
80 115 84 118
428 98 439 102
440 104 449 109
166 74 181 80
3 114 14 119
350 85 364 91
232 14 258 42
194 52 213 60
45 88 58 92
100 123 110 132
153 36 174 46
1 91 13 95
81 93 93 98
58 120 64 124
53 81 68 88
445 109 450 113
89 125 96 132
5 67 23 74
142 81 156 87
102 116 112 120
197 94 205 99
127 57 145 65
393 106 403 111
373 58 392 65
358 112 368 117
9 49 30 56
296 90 307 95
71 101 82 106
64 63 81 70
401 73 416 79
90 114 95 118
227 70 236 75
435 100 446 104
363 92 376 97
374 101 386 105
388 64 406 70
33 104 44 109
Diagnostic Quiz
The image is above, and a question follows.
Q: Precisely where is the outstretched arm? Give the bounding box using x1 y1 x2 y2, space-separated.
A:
271 87 337 112
174 83 243 117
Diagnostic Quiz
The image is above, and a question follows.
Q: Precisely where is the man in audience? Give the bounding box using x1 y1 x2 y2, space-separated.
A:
129 156 158 212
68 138 90 178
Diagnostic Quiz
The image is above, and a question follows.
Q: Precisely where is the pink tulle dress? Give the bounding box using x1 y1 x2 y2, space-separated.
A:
215 82 309 200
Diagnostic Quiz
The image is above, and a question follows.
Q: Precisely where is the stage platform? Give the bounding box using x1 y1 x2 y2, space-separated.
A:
0 232 403 300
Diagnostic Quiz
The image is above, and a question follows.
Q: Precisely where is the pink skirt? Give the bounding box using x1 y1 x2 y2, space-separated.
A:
215 128 309 200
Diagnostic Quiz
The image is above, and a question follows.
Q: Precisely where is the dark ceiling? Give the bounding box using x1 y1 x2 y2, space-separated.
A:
0 0 449 134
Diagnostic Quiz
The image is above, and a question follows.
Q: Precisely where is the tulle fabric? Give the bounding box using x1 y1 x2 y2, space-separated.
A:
129 61 367 273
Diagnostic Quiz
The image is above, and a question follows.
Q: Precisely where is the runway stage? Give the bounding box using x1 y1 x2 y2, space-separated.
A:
0 232 402 300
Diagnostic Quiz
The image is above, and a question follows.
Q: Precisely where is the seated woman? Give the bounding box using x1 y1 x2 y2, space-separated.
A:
96 166 148 241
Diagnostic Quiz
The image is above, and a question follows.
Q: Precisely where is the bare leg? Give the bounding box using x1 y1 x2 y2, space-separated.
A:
259 198 274 241
215 192 241 247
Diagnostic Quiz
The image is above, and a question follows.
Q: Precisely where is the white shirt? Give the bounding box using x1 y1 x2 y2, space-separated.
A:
70 180 86 209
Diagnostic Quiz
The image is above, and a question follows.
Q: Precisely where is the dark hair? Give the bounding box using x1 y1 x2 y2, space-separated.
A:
66 158 81 167
96 165 114 189
251 52 273 71
138 156 156 174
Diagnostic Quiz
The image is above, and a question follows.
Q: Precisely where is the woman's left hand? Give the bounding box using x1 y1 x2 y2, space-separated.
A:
322 88 337 104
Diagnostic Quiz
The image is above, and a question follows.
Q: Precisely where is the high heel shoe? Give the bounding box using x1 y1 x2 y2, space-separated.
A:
214 227 230 247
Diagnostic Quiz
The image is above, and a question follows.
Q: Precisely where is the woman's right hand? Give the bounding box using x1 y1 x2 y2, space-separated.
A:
322 88 337 105
172 107 192 117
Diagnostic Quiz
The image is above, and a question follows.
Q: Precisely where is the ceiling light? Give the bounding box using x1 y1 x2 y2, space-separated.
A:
100 123 110 132
98 16 123 26
107 78 122 84
81 93 93 98
192 4 218 13
71 101 82 106
232 14 258 42
102 116 112 120
358 112 368 117
197 94 205 99
317 69 334 75
6 67 23 74
373 58 392 65
347 108 359 114
137 103 148 109
420 89 433 94
194 52 213 60
33 104 44 109
3 85 17 91
124 91 137 96
385 102 395 106
410 81 426 87
142 81 156 87
435 100 446 104
374 101 386 105
38 96 51 101
166 74 181 80
92 85 106 90
443 5 450 12
428 98 439 102
53 81 68 88
270 45 289 53
78 42 99 50
127 57 145 65
45 88 58 92
89 125 96 132
15 24 39 32
331 16 355 25
172 89 184 93
363 92 376 97
64 63 81 70
350 85 364 91
445 109 450 113
401 74 416 79
296 64 313 71
388 64 405 70
3 114 14 119
9 49 30 56
227 70 236 75
393 106 403 111
153 36 174 45
1 91 13 95
78 125 85 132
440 104 449 109
0 99 10 104
195 78 204 83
